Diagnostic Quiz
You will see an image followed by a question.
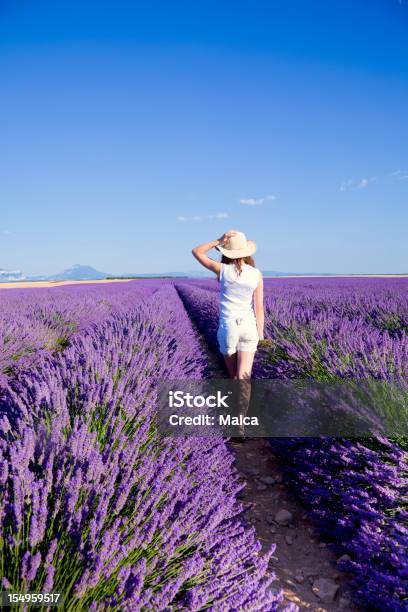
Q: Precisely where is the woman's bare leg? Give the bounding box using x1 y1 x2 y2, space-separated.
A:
235 351 256 436
237 351 256 380
223 353 237 379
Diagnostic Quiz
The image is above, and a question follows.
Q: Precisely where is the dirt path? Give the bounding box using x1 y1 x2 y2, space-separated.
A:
230 438 357 610
0 279 135 289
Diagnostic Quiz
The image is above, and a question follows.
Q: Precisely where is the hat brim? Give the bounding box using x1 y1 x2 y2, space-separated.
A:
216 240 256 259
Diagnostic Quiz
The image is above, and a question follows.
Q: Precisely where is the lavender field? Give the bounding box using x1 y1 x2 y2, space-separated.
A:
0 278 407 611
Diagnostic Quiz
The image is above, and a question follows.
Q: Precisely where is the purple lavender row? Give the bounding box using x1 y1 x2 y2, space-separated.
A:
0 281 163 375
262 278 407 379
261 280 408 611
176 283 221 351
175 279 408 611
0 283 287 610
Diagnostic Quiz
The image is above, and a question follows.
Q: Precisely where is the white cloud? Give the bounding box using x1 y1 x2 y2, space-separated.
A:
1 229 13 236
358 176 376 189
339 179 354 192
208 212 228 219
339 177 376 191
176 212 229 223
341 169 408 192
390 169 408 180
240 194 276 206
240 198 261 206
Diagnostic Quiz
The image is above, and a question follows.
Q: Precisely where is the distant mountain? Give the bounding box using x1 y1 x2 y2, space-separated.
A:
48 264 108 281
0 268 25 282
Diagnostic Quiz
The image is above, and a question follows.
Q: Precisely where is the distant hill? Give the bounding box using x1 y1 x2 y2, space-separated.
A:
47 264 108 281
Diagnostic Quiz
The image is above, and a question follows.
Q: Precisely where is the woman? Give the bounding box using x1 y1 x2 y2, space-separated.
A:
192 230 264 380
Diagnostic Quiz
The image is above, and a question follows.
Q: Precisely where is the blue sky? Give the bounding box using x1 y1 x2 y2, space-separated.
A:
0 0 407 274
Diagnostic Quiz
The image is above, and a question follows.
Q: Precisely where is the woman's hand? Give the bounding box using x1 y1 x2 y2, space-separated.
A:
218 230 237 246
191 230 236 277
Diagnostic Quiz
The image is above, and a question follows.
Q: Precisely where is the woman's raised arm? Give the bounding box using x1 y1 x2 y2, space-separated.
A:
192 231 236 276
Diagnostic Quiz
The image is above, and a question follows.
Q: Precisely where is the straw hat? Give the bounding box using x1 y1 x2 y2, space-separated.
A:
216 231 256 259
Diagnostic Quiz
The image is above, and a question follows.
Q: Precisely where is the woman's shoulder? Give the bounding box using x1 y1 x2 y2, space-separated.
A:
246 264 262 276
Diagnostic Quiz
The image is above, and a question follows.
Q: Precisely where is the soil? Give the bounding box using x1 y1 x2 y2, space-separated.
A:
229 438 357 611
0 279 134 289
